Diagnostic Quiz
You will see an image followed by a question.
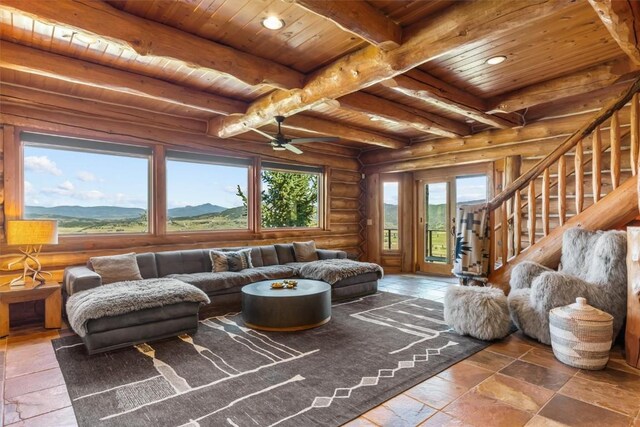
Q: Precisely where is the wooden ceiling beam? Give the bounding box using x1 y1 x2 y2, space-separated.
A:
589 0 640 66
384 70 521 128
337 92 469 138
279 115 407 149
0 0 304 90
0 41 246 115
1 42 404 149
209 0 570 138
361 106 632 167
489 57 639 114
290 0 402 49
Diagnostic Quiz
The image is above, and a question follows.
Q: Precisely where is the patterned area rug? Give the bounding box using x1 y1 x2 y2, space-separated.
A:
53 292 489 426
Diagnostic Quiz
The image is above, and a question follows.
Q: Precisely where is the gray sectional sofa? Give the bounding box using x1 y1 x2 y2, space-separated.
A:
63 243 380 353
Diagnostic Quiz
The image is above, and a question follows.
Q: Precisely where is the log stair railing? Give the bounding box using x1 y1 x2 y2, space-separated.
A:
487 76 640 290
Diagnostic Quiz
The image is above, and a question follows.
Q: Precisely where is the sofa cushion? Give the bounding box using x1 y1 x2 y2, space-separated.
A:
274 244 296 264
136 252 158 279
86 301 200 334
333 272 380 288
155 249 210 277
293 241 319 262
168 265 296 294
257 245 279 266
89 253 143 285
210 249 253 272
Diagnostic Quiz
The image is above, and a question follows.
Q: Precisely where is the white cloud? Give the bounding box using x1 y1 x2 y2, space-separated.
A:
24 156 62 176
58 180 75 191
24 180 34 194
80 190 106 200
76 171 97 182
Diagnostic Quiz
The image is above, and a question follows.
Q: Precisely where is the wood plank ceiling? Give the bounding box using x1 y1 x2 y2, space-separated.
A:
0 0 637 152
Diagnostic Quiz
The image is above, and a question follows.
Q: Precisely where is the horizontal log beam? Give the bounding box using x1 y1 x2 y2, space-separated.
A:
291 0 402 49
209 0 572 138
0 41 246 115
279 114 407 149
589 0 640 66
362 105 633 173
337 92 468 138
489 58 639 113
0 0 304 89
386 71 521 128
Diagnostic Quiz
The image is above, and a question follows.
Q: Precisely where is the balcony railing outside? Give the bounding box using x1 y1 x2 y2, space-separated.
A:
383 228 398 250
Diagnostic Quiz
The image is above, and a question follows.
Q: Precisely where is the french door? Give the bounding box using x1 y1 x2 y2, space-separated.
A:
417 172 489 275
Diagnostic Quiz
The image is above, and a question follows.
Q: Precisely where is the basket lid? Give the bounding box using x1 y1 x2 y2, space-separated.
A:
550 297 613 322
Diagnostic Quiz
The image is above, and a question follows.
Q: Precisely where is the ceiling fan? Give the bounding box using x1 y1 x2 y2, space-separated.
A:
252 116 339 154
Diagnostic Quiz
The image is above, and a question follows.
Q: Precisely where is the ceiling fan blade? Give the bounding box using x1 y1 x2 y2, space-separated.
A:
283 144 303 154
288 137 340 144
250 128 275 140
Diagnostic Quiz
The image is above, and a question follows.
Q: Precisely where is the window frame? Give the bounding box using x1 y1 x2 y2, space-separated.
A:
9 128 329 245
380 178 401 254
258 161 325 231
164 149 253 234
20 131 154 237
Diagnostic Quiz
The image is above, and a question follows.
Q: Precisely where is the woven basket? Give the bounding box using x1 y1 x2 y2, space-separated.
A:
549 297 613 370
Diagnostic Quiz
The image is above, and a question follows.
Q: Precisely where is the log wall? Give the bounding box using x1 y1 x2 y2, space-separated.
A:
0 87 364 287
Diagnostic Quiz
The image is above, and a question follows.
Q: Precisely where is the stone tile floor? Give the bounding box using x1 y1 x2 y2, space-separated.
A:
1 273 639 426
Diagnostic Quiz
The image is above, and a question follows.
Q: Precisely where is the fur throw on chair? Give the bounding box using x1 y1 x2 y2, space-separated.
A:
508 227 627 345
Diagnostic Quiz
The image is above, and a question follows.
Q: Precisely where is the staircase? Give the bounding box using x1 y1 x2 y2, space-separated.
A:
488 77 640 291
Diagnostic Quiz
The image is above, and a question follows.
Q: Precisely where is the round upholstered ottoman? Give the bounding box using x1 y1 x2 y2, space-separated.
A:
444 285 511 341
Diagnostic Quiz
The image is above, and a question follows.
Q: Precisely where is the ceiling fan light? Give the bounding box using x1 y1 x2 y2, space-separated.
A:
272 145 286 151
486 55 507 65
262 16 285 30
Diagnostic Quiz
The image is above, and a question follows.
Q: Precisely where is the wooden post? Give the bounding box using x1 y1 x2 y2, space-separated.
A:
528 180 537 246
504 156 521 257
631 93 639 176
557 155 566 226
575 140 584 213
542 168 550 236
489 209 496 274
626 227 640 369
592 127 602 203
514 190 522 255
501 201 509 264
611 111 621 189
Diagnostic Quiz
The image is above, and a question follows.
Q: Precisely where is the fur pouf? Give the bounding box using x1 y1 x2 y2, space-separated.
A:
444 286 511 341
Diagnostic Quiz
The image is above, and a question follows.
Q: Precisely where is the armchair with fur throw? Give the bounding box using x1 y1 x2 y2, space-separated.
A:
508 227 627 345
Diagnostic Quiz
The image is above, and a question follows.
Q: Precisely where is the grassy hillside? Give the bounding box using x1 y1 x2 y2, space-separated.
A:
26 203 247 233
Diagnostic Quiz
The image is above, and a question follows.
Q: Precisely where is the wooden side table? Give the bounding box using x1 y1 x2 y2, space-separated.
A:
0 282 62 337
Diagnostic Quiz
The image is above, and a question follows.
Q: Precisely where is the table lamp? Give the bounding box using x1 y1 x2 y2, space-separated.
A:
6 219 58 287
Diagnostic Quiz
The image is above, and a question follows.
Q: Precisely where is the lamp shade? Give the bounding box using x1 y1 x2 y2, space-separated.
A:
6 220 58 245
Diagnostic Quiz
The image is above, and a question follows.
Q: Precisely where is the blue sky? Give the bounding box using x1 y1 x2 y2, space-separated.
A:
24 146 247 209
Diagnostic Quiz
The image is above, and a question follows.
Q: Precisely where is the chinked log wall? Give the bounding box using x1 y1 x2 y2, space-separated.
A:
0 86 364 283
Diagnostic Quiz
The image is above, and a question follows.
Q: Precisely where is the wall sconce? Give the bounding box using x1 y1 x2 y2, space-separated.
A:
6 220 58 287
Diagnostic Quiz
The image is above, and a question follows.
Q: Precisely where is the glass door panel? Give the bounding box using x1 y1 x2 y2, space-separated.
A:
425 182 449 264
417 173 488 276
456 175 488 207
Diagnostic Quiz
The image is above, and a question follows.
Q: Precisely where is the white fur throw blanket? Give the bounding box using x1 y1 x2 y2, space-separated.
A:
298 259 383 285
67 278 210 337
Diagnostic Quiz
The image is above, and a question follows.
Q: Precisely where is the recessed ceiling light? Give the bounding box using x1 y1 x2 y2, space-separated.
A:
486 55 507 65
261 16 285 30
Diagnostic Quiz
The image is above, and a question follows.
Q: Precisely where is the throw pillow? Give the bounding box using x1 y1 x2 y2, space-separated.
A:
293 241 319 262
89 252 143 285
210 249 253 272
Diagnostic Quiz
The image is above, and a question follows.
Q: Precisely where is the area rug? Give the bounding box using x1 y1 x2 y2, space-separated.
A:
53 292 489 426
